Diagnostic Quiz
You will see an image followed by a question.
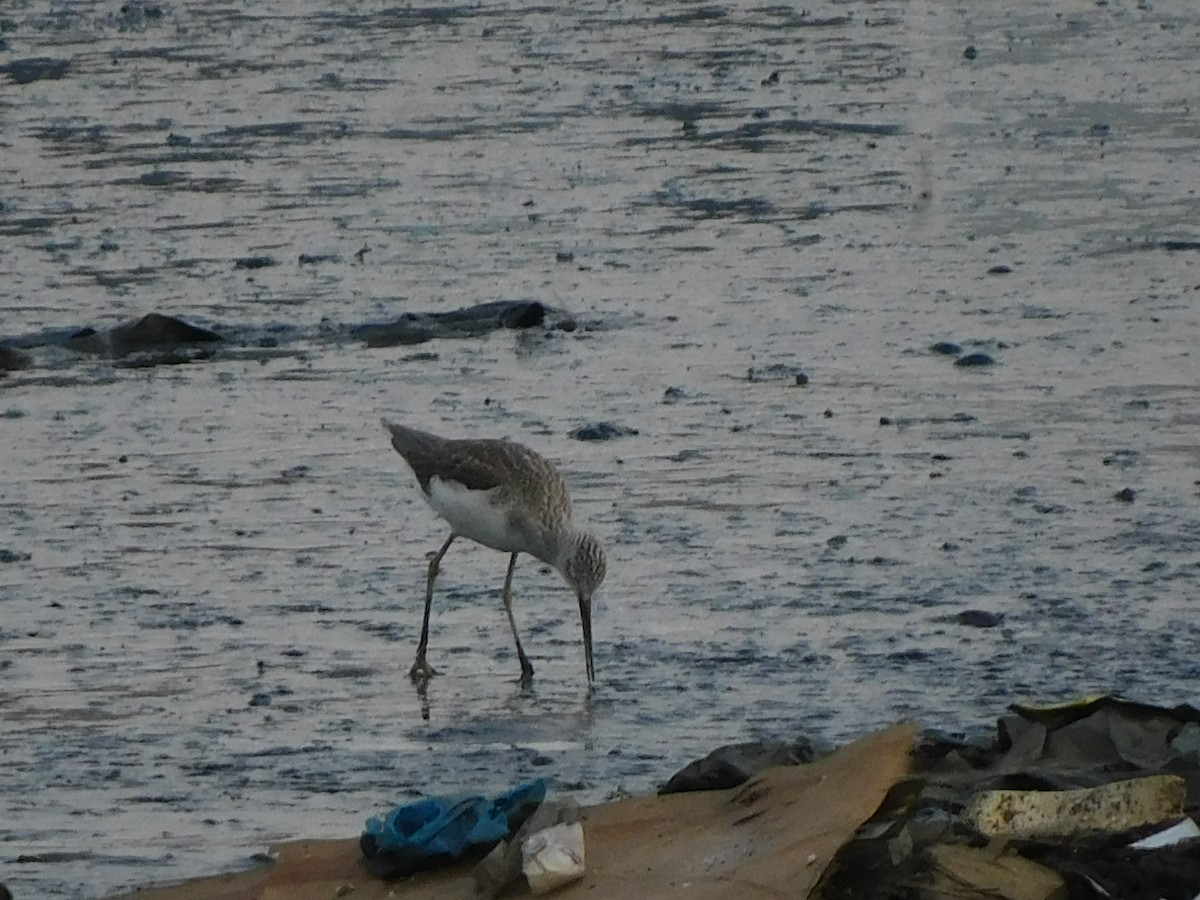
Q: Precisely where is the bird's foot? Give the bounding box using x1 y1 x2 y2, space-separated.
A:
409 658 437 685
518 662 535 690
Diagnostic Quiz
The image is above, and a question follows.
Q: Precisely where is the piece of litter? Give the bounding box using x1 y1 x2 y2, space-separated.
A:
1130 817 1200 850
965 774 1186 839
522 822 585 895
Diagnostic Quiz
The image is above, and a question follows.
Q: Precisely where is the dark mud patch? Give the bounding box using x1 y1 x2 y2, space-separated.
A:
1 57 70 84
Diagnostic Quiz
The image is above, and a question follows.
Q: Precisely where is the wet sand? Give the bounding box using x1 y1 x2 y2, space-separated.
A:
2 1 1199 897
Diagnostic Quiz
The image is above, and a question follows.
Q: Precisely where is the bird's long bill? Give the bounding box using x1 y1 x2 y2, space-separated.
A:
578 592 595 684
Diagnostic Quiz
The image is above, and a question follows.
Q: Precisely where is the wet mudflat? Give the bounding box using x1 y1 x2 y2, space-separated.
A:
2 1 1199 897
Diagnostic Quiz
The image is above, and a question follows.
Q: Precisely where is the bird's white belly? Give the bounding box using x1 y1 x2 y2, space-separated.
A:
424 476 528 553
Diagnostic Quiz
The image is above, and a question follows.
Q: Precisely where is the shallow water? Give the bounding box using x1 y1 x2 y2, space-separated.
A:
2 1 1199 897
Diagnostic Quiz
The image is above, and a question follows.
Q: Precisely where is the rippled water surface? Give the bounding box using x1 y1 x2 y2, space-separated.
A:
2 1 1199 897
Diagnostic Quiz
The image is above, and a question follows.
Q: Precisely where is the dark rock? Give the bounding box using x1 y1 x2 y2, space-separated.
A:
660 736 828 794
0 344 31 371
109 313 222 357
1114 487 1136 503
569 422 639 442
498 301 547 329
298 253 340 265
555 250 574 263
248 692 272 707
64 326 108 355
64 313 223 362
7 300 578 371
963 45 977 60
355 316 434 347
954 352 995 367
987 264 1012 274
663 386 686 403
0 549 32 563
930 341 962 356
761 70 780 86
954 609 1004 628
879 416 892 425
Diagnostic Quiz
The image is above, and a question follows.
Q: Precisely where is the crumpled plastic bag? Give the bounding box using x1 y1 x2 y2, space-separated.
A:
360 778 546 879
474 797 581 898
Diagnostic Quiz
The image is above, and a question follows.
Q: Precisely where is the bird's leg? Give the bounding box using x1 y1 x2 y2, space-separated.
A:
411 533 455 684
501 552 534 686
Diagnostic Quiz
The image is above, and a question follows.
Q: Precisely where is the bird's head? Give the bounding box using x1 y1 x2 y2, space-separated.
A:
561 530 606 684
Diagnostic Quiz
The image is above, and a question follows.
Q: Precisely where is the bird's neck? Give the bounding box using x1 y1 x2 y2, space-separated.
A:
550 527 584 577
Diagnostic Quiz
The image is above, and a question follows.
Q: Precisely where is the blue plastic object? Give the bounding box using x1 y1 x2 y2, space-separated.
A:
360 779 546 879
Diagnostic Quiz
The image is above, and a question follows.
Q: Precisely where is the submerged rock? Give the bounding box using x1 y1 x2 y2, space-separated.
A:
353 301 568 347
110 313 222 356
953 609 1004 628
65 313 222 359
955 351 995 368
568 422 639 442
0 345 31 371
6 302 580 369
